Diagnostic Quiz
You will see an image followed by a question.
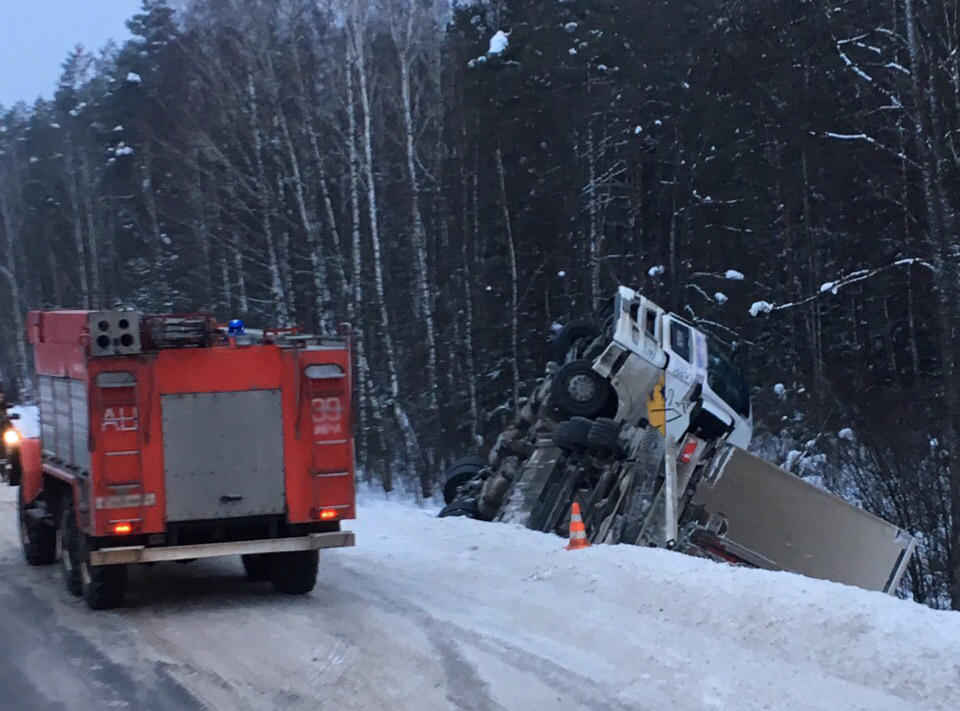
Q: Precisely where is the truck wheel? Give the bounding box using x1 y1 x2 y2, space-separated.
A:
60 494 83 596
81 554 128 611
7 453 22 487
588 418 624 458
79 535 127 610
438 498 480 519
553 417 593 452
442 457 485 504
551 321 601 364
269 550 319 595
18 487 56 566
551 360 614 419
242 554 271 582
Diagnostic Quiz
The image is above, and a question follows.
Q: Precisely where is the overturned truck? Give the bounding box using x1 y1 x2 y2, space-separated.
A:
441 286 916 594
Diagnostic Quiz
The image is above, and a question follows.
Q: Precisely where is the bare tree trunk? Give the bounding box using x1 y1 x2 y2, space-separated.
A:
905 0 960 610
495 146 520 409
246 74 290 325
79 152 101 309
279 107 333 331
397 26 439 412
351 12 424 491
66 143 90 309
0 185 34 399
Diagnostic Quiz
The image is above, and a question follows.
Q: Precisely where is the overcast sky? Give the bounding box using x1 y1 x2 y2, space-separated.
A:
0 0 143 108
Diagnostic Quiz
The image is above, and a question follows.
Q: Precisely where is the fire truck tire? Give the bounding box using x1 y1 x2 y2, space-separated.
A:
18 487 56 566
80 538 128 610
269 550 319 595
60 494 83 596
242 554 271 582
551 321 601 364
551 361 614 419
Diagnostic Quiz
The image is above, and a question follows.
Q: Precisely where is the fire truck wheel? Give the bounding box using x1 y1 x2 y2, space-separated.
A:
80 540 128 610
551 361 614 419
59 494 83 596
269 550 319 595
242 554 271 582
18 486 56 566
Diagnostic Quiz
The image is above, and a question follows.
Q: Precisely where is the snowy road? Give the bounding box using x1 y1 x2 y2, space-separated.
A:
1 486 959 711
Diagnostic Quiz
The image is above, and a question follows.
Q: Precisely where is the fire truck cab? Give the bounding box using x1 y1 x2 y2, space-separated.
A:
19 310 356 609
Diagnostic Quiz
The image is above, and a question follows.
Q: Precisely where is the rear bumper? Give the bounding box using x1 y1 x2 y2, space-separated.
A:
90 531 355 566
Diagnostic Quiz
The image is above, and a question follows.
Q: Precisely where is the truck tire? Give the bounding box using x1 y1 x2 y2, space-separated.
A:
78 533 127 609
442 457 486 504
553 417 593 452
438 498 480 519
269 550 319 595
551 321 601 364
551 360 614 419
18 487 56 566
7 452 22 487
242 554 271 582
60 494 83 596
588 418 624 458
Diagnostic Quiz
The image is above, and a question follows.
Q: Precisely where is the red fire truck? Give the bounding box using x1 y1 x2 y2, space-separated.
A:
18 310 356 609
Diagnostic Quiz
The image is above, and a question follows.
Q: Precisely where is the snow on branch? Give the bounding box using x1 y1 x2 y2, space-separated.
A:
749 258 933 317
821 131 919 169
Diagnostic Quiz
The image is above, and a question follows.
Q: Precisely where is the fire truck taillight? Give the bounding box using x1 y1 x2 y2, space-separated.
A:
111 522 135 535
312 508 340 521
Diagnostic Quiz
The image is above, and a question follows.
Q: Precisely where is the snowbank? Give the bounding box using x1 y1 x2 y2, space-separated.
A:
348 500 960 710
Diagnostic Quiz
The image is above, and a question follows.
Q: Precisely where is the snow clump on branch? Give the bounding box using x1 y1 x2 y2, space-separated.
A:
725 269 745 281
749 301 774 317
488 31 509 56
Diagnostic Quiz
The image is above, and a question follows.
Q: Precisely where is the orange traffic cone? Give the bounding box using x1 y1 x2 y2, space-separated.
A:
565 502 591 550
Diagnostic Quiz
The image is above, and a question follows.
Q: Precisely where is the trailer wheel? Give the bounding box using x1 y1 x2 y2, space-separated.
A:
242 554 271 582
80 537 128 610
59 494 83 596
551 360 614 419
18 487 56 566
269 550 319 595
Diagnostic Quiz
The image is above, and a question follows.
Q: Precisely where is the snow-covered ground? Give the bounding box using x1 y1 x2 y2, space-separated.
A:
0 486 958 710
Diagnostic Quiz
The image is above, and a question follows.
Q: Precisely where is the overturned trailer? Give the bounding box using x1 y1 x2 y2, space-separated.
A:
441 287 916 594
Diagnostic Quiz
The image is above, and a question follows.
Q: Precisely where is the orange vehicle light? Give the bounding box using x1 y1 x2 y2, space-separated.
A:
2 428 20 447
112 522 134 535
319 508 339 521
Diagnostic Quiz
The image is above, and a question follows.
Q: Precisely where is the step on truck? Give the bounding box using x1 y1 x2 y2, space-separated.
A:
441 286 916 594
17 310 356 609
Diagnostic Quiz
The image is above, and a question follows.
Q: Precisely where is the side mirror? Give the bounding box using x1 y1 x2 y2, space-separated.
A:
8 413 19 420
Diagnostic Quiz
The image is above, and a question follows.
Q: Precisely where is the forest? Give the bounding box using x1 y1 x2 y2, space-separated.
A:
1 0 959 609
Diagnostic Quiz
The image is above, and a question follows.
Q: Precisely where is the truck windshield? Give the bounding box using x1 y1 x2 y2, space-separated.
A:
706 342 750 418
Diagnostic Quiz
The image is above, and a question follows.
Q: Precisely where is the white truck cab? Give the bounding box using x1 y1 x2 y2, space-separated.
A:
591 286 752 448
